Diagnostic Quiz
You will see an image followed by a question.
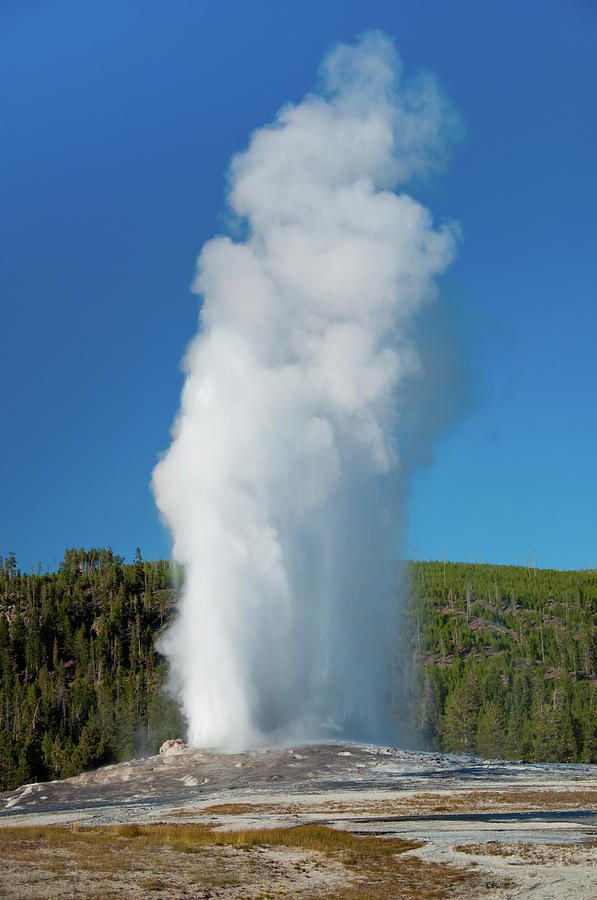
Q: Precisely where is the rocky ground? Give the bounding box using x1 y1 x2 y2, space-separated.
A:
0 742 595 898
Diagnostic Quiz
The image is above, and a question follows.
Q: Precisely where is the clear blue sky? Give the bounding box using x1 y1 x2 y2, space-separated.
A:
1 0 596 573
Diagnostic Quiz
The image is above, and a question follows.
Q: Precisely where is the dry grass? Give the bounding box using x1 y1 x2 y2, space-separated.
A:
455 841 520 858
202 802 281 814
455 790 597 811
1 820 420 856
0 822 504 899
169 801 284 817
164 789 597 825
455 838 597 866
313 788 597 817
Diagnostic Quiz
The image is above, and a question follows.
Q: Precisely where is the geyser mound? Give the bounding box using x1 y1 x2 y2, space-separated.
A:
152 31 461 750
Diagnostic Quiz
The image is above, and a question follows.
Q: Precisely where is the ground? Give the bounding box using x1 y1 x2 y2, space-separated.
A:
1 743 595 898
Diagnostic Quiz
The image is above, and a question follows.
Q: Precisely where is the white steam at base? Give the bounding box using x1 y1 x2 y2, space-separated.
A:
152 32 460 749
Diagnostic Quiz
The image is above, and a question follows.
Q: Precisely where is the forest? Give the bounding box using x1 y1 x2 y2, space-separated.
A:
0 549 596 791
397 559 597 763
0 548 183 792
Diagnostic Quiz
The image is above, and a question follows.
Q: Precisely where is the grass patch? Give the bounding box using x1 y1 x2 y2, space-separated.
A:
169 801 283 817
456 790 597 810
318 788 597 817
0 823 504 899
0 820 417 855
455 838 597 865
456 841 518 858
140 875 167 891
201 802 280 815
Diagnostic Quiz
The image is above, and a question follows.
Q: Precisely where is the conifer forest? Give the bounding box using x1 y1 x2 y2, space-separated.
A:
0 549 595 791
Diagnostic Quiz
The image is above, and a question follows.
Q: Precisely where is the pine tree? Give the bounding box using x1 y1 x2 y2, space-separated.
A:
475 699 506 758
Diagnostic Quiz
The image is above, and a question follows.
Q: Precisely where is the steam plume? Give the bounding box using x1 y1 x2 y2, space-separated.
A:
152 32 460 749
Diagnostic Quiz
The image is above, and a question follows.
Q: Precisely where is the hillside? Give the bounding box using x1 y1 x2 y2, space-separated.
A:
0 548 183 791
0 550 595 791
399 560 597 762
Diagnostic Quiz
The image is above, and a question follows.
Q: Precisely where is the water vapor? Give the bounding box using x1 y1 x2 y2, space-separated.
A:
152 32 461 749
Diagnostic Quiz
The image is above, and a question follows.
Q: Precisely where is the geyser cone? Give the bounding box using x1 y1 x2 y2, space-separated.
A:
152 31 461 750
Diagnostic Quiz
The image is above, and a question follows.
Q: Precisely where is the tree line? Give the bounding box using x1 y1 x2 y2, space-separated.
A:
0 550 595 791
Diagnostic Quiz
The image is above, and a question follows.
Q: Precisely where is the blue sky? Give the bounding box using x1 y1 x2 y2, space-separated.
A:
1 0 596 573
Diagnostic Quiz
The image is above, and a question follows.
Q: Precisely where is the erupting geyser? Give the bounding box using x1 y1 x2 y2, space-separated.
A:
152 32 460 749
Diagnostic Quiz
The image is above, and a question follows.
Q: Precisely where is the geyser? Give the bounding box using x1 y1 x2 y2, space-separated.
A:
152 31 460 749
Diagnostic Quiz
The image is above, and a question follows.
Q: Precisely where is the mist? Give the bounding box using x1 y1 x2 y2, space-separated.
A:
152 31 461 749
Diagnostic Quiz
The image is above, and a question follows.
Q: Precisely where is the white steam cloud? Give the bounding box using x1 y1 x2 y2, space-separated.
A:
152 32 460 749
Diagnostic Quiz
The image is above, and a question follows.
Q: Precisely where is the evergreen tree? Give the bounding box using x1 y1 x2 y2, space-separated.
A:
441 670 480 753
476 699 506 758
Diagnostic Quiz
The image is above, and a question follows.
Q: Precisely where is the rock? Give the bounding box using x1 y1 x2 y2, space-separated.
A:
159 738 188 756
